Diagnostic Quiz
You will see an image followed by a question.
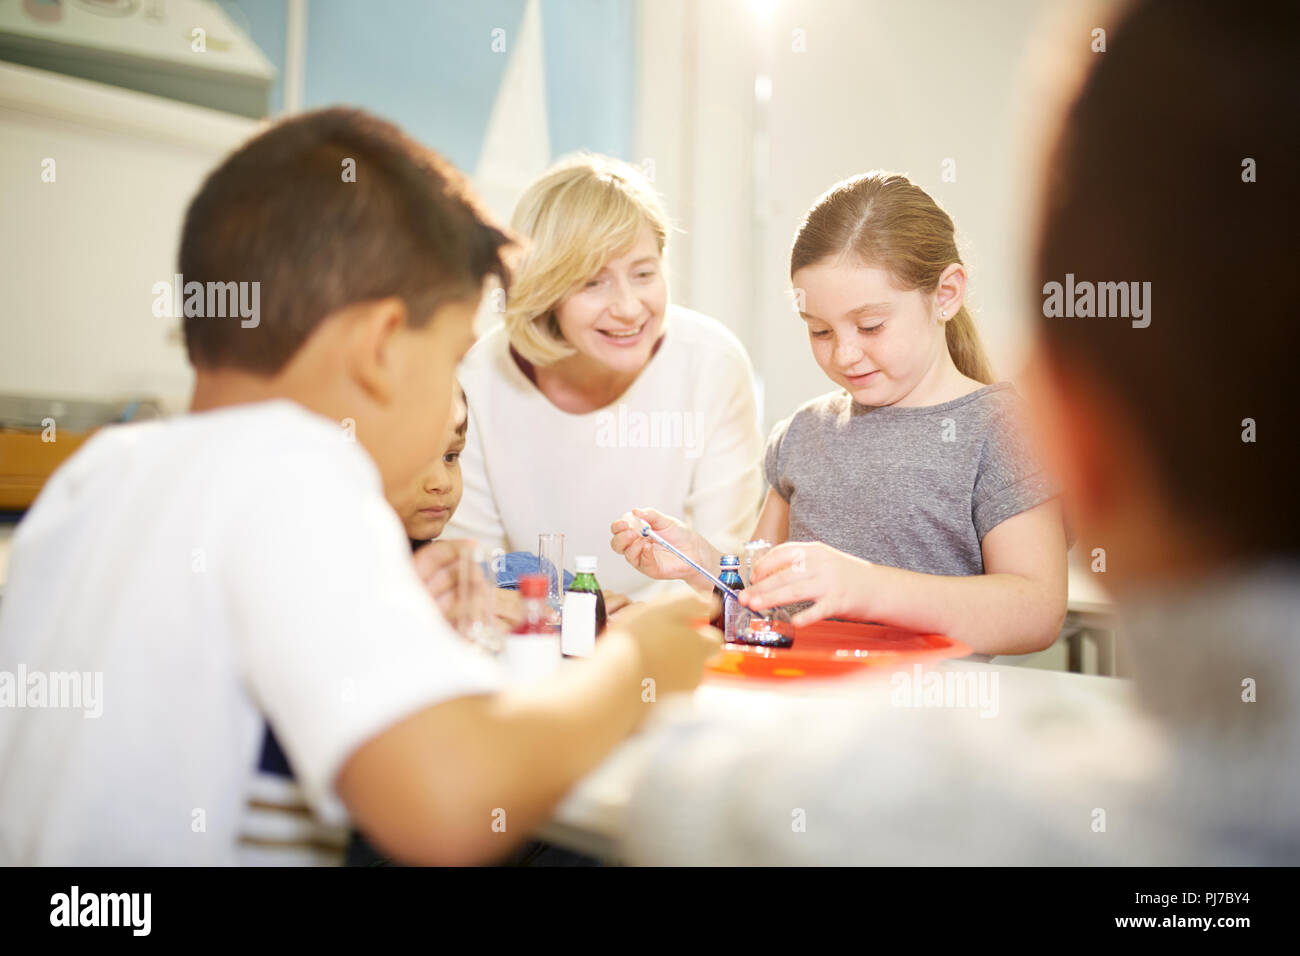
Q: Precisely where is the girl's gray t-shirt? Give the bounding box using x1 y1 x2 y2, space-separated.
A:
764 383 1057 576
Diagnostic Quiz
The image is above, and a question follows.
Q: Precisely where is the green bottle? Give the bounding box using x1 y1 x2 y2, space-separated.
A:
562 555 607 657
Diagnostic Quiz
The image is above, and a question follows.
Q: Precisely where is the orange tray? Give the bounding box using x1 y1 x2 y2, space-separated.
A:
706 619 970 681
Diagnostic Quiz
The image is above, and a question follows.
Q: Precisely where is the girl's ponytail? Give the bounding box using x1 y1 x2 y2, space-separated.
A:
944 306 994 384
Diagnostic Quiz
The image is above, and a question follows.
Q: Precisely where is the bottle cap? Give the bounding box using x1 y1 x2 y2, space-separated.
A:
575 555 598 573
518 574 548 598
720 554 740 567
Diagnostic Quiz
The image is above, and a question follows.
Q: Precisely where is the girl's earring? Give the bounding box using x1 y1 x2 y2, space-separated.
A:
940 310 947 319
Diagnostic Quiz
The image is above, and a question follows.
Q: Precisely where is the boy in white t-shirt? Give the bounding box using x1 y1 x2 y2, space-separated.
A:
0 108 718 866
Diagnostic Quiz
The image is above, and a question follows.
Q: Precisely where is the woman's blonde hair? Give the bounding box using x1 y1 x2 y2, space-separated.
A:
505 153 670 365
790 172 994 384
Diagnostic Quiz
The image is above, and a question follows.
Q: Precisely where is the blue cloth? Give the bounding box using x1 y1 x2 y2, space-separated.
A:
495 551 573 590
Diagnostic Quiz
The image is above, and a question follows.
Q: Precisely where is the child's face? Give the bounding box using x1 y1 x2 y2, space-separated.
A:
553 223 667 375
793 260 950 406
374 297 477 497
389 395 467 541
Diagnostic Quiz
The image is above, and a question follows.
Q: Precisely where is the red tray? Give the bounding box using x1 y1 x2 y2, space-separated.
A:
706 619 970 681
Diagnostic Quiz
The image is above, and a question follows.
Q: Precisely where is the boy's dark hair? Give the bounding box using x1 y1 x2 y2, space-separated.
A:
1034 0 1298 559
180 108 513 373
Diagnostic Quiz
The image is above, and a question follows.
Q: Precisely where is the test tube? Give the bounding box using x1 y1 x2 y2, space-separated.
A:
537 533 564 627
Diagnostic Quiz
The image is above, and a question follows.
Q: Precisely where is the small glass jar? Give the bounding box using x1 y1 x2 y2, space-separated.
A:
737 539 793 647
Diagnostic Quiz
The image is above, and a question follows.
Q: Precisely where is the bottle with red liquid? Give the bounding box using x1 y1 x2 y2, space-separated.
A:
503 574 562 679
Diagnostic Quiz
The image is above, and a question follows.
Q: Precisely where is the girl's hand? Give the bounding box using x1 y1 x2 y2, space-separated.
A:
609 508 716 589
602 589 634 615
740 541 875 627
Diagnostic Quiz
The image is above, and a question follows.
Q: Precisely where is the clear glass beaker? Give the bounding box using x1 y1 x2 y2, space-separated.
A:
537 532 564 628
457 545 504 653
738 539 793 647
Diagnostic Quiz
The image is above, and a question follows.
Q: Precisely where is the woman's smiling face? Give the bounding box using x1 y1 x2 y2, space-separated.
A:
552 223 667 375
793 258 948 407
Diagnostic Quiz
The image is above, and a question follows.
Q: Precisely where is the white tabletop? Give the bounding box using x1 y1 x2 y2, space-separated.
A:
541 658 1134 861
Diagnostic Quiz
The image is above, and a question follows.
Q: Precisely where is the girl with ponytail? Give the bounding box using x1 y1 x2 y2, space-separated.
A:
612 172 1067 656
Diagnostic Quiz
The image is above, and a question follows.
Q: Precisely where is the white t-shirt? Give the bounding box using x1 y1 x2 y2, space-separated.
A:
0 400 501 865
447 306 765 599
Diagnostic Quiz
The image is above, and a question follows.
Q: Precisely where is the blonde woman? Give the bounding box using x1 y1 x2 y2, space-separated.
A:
446 154 764 600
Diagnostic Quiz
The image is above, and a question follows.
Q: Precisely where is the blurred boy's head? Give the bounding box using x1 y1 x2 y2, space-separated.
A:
179 108 511 493
1029 0 1298 591
389 387 469 542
